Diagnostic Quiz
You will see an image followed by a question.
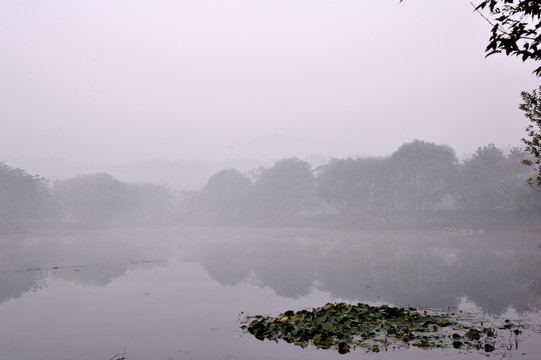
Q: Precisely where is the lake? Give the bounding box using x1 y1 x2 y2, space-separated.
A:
1 226 540 360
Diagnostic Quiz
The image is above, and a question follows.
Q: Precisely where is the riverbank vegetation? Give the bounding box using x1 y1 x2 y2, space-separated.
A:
1 140 540 232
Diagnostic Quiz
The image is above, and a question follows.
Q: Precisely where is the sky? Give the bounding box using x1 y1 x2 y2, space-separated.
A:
1 0 540 165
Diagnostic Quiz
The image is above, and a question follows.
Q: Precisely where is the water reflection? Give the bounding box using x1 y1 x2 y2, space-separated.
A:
1 226 540 360
0 227 179 302
192 228 541 315
1 227 540 315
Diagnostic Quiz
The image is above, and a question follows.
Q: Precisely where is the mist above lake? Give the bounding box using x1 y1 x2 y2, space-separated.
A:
1 226 540 359
2 1 541 358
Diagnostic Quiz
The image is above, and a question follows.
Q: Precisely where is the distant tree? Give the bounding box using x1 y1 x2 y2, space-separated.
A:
199 169 251 219
467 3 541 186
473 0 541 76
251 158 315 221
244 166 266 183
316 158 361 222
504 146 536 186
404 2 541 186
455 144 510 210
316 157 385 223
129 183 175 222
54 173 132 224
503 147 541 218
371 157 401 224
0 163 52 228
519 85 541 188
390 140 458 221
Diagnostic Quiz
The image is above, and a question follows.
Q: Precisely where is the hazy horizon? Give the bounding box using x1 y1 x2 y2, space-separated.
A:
2 1 540 166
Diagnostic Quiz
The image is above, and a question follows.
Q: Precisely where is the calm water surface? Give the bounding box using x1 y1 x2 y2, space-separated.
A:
1 226 540 360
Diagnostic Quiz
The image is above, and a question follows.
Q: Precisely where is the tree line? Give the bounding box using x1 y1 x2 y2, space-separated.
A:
0 167 177 230
198 140 539 225
1 140 539 230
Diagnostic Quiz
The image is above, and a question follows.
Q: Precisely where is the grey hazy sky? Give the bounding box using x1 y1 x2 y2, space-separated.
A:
1 0 540 164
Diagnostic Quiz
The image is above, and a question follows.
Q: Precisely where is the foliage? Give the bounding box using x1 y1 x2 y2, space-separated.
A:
503 148 539 215
316 157 392 223
471 3 541 187
519 85 541 188
316 158 369 222
251 158 315 220
370 157 402 224
54 173 133 224
243 302 518 354
129 182 175 222
454 144 510 210
199 169 251 219
0 162 55 228
390 140 458 221
474 0 541 76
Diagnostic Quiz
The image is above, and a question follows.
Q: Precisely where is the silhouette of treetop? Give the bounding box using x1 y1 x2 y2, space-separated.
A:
474 0 541 76
400 0 541 75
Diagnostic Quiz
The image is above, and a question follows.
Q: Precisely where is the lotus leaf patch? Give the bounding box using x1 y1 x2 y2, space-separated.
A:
242 302 523 354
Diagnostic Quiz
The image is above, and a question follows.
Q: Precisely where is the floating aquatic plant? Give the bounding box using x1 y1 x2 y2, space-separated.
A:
242 302 522 354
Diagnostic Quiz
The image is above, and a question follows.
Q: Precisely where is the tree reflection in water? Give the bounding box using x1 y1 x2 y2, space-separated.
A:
1 227 540 316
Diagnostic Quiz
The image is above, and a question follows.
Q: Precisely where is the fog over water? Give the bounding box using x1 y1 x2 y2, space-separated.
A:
1 227 540 359
2 1 541 359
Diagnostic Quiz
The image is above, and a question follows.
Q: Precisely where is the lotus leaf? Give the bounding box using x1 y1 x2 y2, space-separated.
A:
243 302 524 355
